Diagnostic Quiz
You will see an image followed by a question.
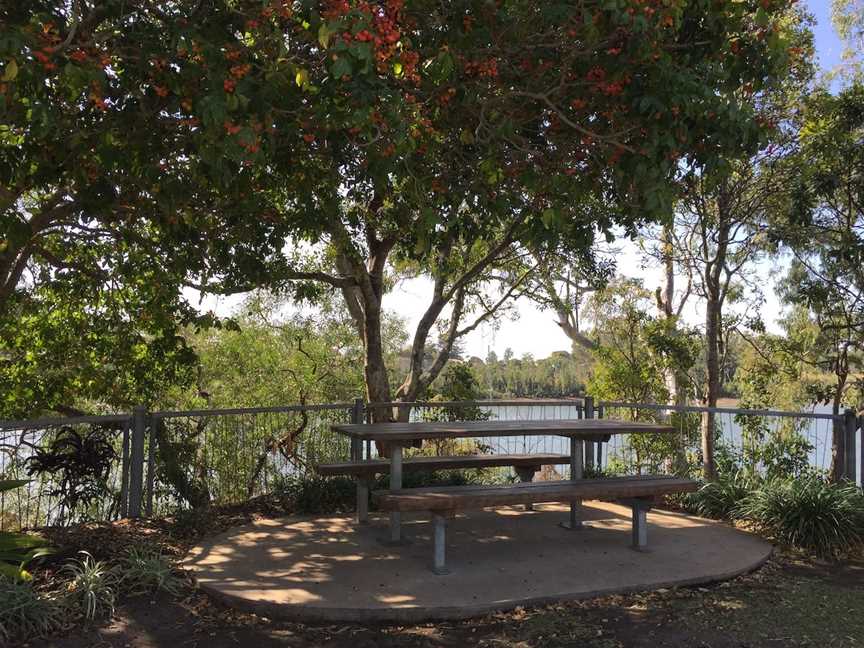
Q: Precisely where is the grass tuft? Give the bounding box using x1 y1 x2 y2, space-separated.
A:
0 577 65 644
119 546 184 597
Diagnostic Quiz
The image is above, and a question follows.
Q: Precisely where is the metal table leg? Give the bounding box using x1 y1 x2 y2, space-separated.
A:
560 436 583 530
351 438 368 524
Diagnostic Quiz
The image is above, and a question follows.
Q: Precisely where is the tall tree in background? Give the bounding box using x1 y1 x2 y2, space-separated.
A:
776 83 864 481
584 278 700 473
661 9 814 479
529 239 614 353
639 223 694 407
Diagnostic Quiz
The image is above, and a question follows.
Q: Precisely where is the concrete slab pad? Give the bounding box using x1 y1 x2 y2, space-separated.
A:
184 502 771 623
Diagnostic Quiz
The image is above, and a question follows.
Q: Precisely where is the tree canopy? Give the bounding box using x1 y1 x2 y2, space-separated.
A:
2 0 800 418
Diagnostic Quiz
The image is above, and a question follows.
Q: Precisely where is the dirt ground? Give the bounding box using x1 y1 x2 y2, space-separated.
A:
21 501 864 648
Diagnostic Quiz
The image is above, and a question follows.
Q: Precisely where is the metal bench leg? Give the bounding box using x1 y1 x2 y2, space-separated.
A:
389 445 403 543
515 466 538 511
432 513 450 575
560 499 583 530
630 501 650 551
355 477 369 524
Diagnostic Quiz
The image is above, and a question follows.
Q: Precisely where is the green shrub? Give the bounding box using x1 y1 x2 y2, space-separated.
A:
276 468 511 516
277 475 357 515
119 547 184 597
735 478 864 557
0 578 65 644
378 468 510 490
61 552 118 621
679 472 755 520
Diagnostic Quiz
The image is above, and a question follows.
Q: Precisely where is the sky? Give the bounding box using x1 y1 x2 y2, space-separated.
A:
192 1 846 362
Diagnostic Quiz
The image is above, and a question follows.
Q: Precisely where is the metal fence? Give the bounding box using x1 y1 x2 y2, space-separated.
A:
0 414 132 530
597 401 857 481
1 398 860 530
148 403 357 516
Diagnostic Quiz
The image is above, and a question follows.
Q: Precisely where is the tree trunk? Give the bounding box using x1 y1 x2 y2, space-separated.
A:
829 363 848 483
656 225 689 408
656 225 690 474
362 299 394 421
701 294 721 481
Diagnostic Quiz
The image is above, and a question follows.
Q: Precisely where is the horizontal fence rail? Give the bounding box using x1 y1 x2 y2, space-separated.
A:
1 397 860 530
598 401 841 420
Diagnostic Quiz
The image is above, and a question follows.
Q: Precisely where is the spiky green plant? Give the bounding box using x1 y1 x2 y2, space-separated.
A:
680 471 756 520
61 552 118 621
735 478 864 557
119 547 183 597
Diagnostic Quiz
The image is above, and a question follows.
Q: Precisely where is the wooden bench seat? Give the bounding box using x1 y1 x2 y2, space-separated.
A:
317 453 572 477
318 454 572 524
372 475 699 574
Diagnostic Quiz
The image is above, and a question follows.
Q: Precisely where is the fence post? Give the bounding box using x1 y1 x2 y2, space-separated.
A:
145 416 157 517
842 408 857 483
351 398 369 461
583 396 595 470
119 418 131 518
351 397 364 425
127 406 147 518
860 415 864 488
595 401 604 469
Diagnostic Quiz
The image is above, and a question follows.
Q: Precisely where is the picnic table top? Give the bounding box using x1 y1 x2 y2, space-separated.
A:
331 418 674 442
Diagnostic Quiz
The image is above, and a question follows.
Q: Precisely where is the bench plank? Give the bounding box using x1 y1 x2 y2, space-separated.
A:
317 453 572 477
372 475 698 512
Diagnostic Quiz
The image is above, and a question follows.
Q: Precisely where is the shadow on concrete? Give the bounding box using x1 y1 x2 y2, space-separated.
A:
184 502 772 623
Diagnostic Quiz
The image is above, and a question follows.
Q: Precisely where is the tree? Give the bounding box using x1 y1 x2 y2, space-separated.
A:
832 0 864 76
3 0 799 425
0 250 201 419
171 293 388 410
584 278 700 473
529 239 613 352
0 2 239 416
775 83 864 480
657 8 814 479
637 223 694 407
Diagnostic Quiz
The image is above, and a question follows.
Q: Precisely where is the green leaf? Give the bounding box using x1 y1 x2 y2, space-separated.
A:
318 24 331 49
295 68 309 88
1 58 17 81
0 532 50 551
331 57 352 78
0 561 28 581
0 479 29 493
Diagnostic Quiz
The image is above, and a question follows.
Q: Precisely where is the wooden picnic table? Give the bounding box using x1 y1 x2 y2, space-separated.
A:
331 419 675 543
